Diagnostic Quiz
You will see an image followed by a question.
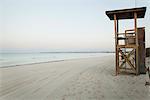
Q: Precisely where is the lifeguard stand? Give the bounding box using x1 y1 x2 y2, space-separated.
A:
106 7 146 75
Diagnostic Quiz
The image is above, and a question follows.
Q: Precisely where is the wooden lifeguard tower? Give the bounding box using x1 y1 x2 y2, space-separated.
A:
106 7 147 75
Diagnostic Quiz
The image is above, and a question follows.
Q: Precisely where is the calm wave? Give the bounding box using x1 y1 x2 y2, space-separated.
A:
0 52 113 67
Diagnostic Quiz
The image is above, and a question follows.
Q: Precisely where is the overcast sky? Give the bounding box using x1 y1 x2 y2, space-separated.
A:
0 0 150 52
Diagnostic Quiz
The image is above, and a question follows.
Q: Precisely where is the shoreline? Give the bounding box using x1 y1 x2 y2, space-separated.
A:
0 60 65 68
0 55 112 68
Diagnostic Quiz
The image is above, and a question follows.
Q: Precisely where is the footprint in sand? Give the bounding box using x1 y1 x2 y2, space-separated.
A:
87 90 91 94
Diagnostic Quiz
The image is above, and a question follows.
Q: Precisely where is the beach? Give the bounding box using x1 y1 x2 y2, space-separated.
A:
0 55 150 100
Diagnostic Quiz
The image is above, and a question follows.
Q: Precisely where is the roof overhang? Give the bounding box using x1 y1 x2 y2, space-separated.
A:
106 7 146 20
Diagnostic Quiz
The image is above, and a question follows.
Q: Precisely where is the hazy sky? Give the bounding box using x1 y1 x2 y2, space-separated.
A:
0 0 150 52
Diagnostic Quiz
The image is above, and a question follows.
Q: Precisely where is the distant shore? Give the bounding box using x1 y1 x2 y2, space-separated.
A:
0 56 149 100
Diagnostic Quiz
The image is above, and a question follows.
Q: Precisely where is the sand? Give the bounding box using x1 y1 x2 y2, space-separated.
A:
0 55 150 100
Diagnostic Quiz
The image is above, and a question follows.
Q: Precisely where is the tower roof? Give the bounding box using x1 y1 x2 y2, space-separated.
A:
106 7 146 20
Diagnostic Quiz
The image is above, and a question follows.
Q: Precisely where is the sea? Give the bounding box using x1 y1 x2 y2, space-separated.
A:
0 52 113 68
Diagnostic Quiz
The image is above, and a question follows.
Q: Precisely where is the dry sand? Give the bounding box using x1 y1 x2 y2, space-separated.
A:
0 56 150 100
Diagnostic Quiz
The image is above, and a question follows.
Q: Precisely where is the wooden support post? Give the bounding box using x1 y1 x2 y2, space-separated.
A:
114 14 119 75
134 12 139 75
117 20 119 33
117 19 119 74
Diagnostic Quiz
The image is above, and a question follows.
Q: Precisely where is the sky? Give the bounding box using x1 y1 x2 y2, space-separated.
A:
0 0 150 52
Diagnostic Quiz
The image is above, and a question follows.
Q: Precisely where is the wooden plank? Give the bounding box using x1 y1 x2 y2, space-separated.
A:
119 68 133 70
119 49 135 70
125 29 135 32
119 50 136 72
117 45 137 48
118 32 135 35
138 28 146 74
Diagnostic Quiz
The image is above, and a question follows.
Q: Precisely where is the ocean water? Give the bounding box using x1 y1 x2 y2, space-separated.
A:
0 52 113 67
